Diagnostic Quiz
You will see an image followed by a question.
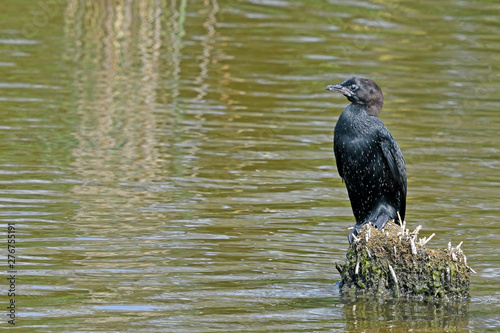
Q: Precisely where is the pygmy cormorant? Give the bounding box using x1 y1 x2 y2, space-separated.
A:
326 77 407 244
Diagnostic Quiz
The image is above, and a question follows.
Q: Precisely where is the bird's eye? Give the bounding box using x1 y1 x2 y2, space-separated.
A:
350 84 357 91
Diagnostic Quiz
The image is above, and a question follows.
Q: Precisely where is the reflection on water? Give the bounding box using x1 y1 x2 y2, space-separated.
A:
67 0 163 201
342 298 469 331
0 0 499 331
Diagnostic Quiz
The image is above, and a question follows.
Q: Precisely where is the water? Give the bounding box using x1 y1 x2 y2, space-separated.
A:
1 0 500 331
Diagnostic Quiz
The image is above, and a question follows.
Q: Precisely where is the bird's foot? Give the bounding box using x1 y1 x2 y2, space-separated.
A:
348 222 369 244
372 214 389 231
348 227 359 244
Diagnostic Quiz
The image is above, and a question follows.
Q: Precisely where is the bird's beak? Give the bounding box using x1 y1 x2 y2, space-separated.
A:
326 84 352 97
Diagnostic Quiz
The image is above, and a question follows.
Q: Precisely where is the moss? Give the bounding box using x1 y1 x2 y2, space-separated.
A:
337 221 471 299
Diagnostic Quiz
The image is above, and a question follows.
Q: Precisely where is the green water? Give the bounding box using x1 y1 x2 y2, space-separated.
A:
1 0 499 331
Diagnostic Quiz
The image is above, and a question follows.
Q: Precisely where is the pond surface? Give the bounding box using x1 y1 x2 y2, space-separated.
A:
1 0 500 331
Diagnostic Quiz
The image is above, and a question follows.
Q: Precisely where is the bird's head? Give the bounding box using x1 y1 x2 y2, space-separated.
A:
326 76 384 116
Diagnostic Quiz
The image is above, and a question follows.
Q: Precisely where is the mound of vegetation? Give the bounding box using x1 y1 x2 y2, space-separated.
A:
336 220 474 298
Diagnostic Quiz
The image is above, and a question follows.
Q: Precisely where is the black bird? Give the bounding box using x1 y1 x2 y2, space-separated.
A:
326 77 407 244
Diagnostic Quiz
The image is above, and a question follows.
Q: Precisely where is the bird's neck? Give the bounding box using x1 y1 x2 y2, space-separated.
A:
340 104 370 129
347 102 382 117
366 102 382 117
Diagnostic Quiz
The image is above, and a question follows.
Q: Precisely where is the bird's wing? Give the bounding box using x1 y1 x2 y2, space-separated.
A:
379 128 407 216
333 141 344 180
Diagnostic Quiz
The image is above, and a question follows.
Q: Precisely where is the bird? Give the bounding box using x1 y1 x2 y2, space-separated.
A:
326 77 407 244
